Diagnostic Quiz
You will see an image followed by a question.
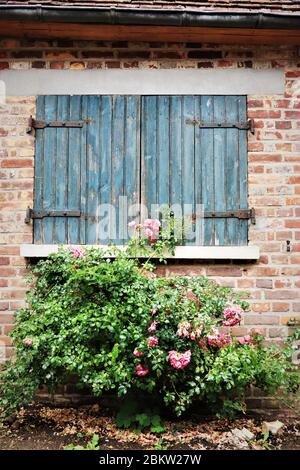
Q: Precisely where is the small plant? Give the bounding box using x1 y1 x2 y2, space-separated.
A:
153 439 169 450
116 399 165 433
64 434 100 451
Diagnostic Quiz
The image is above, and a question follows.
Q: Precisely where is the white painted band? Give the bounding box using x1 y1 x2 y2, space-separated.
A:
0 69 284 95
20 244 260 260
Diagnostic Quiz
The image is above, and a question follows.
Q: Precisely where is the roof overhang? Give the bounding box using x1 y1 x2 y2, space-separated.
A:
0 5 300 44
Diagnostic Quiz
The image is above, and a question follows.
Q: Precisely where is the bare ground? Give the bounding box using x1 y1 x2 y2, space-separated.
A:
0 404 299 451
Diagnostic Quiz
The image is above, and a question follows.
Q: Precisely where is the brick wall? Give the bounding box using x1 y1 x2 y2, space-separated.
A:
0 40 299 372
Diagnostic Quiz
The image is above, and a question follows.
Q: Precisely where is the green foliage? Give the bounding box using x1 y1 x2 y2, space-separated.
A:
115 399 165 433
64 434 100 450
0 246 299 420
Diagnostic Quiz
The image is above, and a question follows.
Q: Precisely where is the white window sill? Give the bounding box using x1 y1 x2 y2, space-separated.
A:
20 244 260 260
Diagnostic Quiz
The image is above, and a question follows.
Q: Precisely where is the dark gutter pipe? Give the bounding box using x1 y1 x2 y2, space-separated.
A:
0 5 300 29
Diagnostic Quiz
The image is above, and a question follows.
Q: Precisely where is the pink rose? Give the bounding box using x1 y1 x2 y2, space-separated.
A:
133 349 143 357
135 364 149 377
145 228 153 239
147 336 158 348
144 219 161 238
168 350 191 370
147 321 157 333
222 305 243 327
128 221 136 227
23 338 33 346
237 335 253 346
151 307 158 316
176 321 191 338
207 331 232 348
70 247 85 258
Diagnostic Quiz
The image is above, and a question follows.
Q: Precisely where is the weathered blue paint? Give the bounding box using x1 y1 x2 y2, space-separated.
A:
34 95 248 246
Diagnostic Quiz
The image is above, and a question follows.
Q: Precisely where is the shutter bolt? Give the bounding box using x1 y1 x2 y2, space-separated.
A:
286 240 291 252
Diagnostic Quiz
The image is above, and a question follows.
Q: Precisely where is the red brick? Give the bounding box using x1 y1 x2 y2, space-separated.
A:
275 121 292 129
265 290 300 300
0 314 15 324
285 111 300 119
247 99 263 107
0 159 33 168
272 303 290 312
118 51 150 59
187 50 222 59
206 267 242 277
197 62 213 68
256 279 272 289
248 110 281 119
0 302 9 311
248 154 282 163
244 315 279 325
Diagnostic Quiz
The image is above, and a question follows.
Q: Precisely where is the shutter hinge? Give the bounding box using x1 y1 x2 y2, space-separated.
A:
26 116 90 134
25 208 81 224
186 118 254 134
192 208 256 224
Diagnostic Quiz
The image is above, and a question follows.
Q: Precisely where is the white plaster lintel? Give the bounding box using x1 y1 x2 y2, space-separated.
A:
20 244 260 260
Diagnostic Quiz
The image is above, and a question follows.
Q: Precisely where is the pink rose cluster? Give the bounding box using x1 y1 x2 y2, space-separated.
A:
237 335 254 346
207 330 232 348
23 338 33 346
147 320 157 333
133 349 143 357
222 304 243 327
135 364 149 377
176 321 191 338
128 218 161 243
177 322 203 341
144 218 161 242
168 350 191 370
147 336 159 348
190 326 203 341
70 247 85 258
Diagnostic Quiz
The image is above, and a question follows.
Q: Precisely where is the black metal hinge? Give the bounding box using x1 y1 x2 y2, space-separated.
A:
26 116 90 134
25 208 81 224
186 118 254 134
192 208 256 224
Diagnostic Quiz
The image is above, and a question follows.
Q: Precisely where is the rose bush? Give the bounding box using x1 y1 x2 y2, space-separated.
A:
0 243 299 419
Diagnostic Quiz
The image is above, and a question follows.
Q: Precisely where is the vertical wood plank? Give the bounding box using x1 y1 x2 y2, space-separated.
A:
43 95 57 244
79 95 88 244
86 96 100 244
169 96 182 223
182 95 195 245
157 96 170 211
201 96 215 245
124 96 140 233
226 96 239 246
67 95 82 244
194 96 203 246
112 96 125 244
213 96 226 245
33 95 45 244
141 96 157 220
99 95 113 244
54 95 69 243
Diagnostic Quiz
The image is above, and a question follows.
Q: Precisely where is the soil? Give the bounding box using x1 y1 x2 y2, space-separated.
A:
0 404 299 451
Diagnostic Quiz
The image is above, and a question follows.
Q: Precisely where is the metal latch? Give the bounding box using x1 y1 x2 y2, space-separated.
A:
192 208 256 224
25 208 81 224
186 118 254 134
26 116 89 133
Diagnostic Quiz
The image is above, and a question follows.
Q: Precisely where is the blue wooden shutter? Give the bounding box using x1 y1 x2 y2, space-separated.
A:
34 95 140 244
141 95 248 246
